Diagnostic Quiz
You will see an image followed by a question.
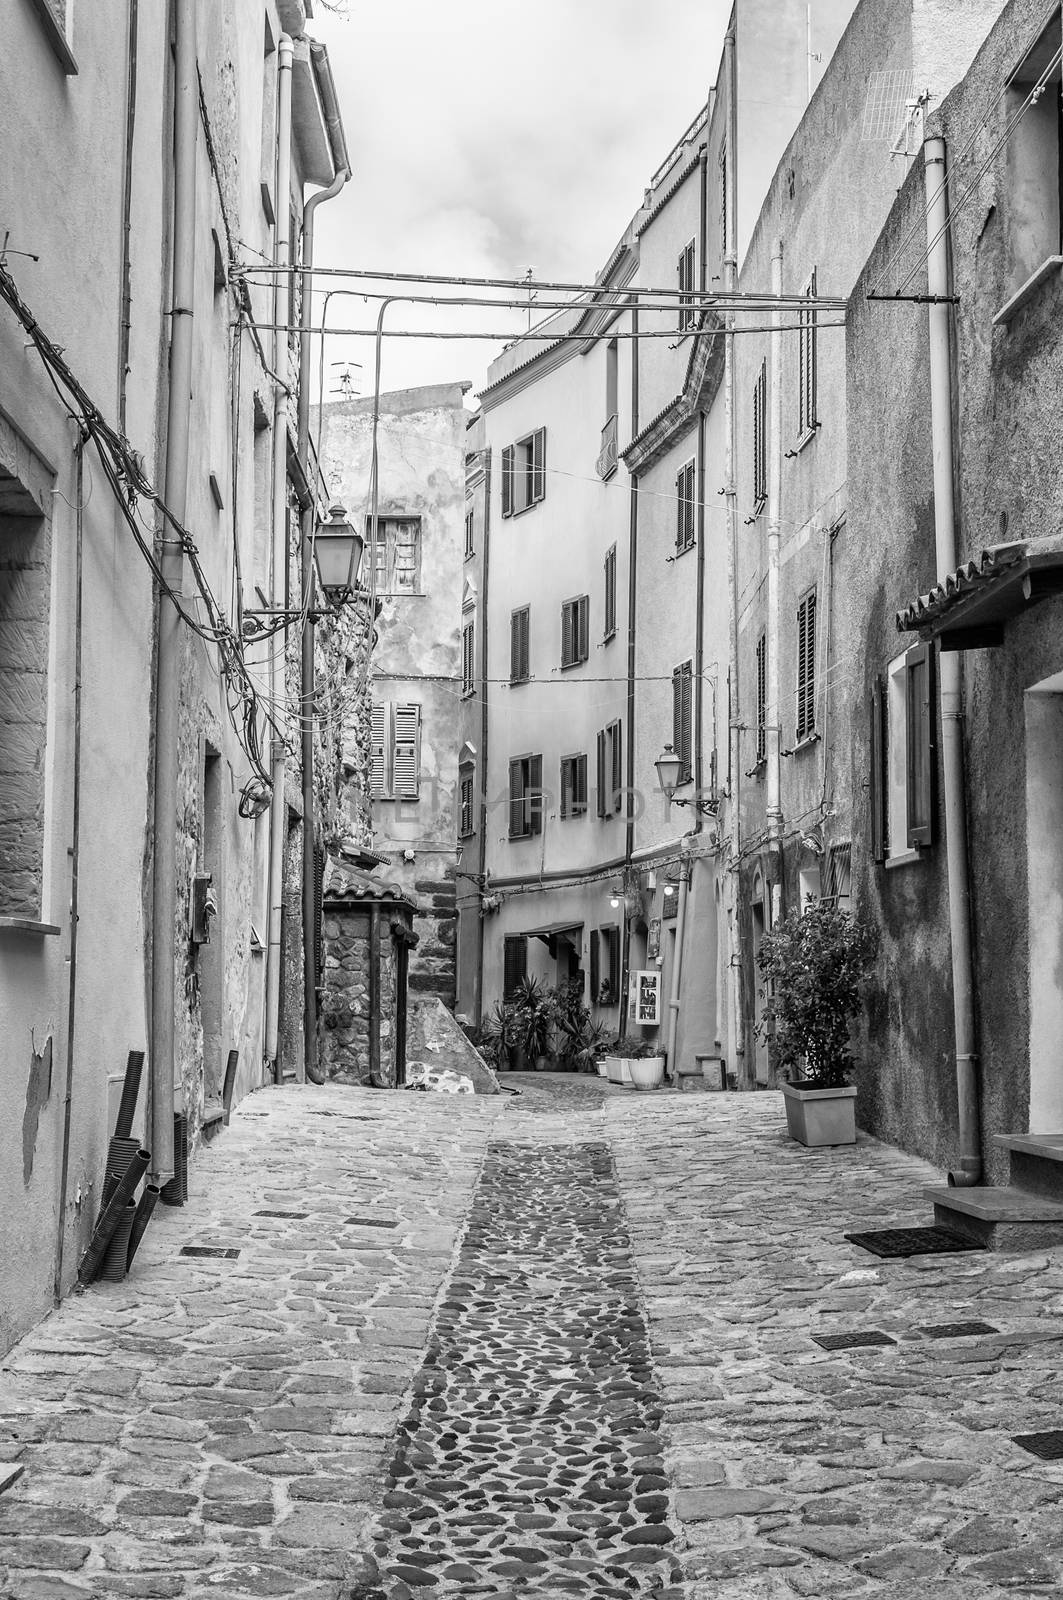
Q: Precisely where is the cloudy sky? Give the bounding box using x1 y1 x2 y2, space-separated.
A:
308 0 730 405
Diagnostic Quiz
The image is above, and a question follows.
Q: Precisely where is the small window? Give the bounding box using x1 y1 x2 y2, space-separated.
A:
798 268 818 440
461 620 475 697
508 755 543 839
560 595 589 668
604 545 617 640
870 645 936 862
501 428 546 517
503 935 528 1000
824 842 852 910
596 721 623 818
459 772 475 838
672 661 693 783
592 925 622 1005
755 633 767 766
464 507 475 560
371 701 422 799
560 754 588 819
676 459 696 552
369 516 421 596
753 361 768 512
796 589 817 743
678 239 697 332
510 607 530 684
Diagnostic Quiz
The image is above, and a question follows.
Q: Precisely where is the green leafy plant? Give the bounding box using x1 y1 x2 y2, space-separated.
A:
478 1000 520 1069
754 900 878 1089
513 976 554 1060
603 1034 662 1060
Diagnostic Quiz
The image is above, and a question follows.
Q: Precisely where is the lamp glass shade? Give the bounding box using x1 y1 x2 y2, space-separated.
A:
654 743 682 799
315 505 364 602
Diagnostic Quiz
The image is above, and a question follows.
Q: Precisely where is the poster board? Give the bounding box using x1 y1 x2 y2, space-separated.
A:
634 969 661 1026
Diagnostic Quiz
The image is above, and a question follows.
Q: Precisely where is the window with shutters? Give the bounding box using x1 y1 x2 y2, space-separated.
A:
560 595 589 669
501 427 546 517
503 935 528 1000
603 545 617 641
592 924 621 1004
677 239 696 332
871 645 936 863
672 661 693 783
461 620 475 697
752 361 767 513
596 721 623 817
459 771 475 838
464 507 475 560
510 606 530 684
371 701 422 799
755 632 767 767
508 754 543 839
369 516 421 595
797 268 819 441
370 701 389 798
795 589 817 743
676 459 696 553
824 842 852 910
560 754 588 819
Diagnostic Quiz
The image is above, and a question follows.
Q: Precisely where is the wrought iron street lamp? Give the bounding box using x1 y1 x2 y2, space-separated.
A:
241 504 365 637
653 742 718 816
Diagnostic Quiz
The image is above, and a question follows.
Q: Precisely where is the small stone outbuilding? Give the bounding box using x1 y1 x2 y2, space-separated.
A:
319 860 419 1087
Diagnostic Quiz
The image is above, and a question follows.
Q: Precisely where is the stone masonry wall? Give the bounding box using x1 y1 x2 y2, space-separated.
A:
319 904 400 1087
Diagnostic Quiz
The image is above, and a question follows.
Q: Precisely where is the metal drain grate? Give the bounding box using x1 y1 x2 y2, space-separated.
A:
844 1227 985 1259
344 1216 398 1229
179 1245 240 1259
1013 1430 1063 1461
254 1210 309 1220
811 1329 897 1351
919 1320 999 1339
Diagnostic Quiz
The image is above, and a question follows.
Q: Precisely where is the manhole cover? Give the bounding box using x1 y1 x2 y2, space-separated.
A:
1013 1430 1063 1461
254 1210 309 1219
919 1320 999 1339
811 1329 897 1351
344 1216 399 1229
844 1227 985 1258
179 1246 240 1259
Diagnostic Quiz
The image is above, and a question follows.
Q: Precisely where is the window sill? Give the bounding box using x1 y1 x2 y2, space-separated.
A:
0 916 62 936
674 540 696 560
792 732 820 754
884 848 924 871
559 658 589 672
509 676 529 688
464 551 475 563
460 688 476 700
602 628 617 645
993 256 1063 327
788 425 819 457
746 758 766 779
27 0 77 72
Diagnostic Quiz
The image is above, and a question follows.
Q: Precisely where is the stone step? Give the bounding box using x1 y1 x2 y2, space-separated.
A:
924 1183 1063 1252
993 1132 1063 1202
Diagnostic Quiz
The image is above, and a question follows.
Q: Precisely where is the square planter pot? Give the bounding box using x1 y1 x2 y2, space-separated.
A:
781 1082 857 1147
603 1055 633 1086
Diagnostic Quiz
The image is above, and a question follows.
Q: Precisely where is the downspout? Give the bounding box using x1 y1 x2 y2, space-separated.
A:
295 52 351 1085
263 33 294 1078
924 135 981 1186
665 836 692 1080
621 305 639 1042
694 151 708 828
475 447 492 1029
766 242 784 898
117 0 138 434
723 20 747 1082
150 0 197 1190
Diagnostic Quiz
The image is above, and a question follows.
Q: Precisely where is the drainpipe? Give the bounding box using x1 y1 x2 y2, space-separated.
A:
263 33 294 1078
924 136 981 1186
665 837 693 1080
475 447 492 1029
149 0 197 1190
296 58 351 1085
621 308 639 1042
722 21 747 1084
766 242 784 888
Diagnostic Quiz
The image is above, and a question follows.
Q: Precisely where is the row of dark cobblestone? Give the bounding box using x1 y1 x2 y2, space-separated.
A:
365 1141 684 1597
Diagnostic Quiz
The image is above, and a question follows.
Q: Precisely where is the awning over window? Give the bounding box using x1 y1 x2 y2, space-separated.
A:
896 544 1063 650
522 921 583 946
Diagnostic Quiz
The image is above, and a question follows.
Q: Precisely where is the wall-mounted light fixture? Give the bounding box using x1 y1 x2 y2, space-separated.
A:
241 504 365 637
653 742 719 817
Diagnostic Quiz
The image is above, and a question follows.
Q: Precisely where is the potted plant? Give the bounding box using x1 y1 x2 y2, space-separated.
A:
513 977 554 1071
549 982 609 1074
754 899 878 1146
479 1000 520 1071
601 1035 666 1088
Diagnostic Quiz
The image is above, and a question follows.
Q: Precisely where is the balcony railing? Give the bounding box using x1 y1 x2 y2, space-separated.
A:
596 414 618 481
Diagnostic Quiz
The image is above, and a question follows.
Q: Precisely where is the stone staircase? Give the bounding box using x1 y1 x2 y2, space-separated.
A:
925 1133 1063 1250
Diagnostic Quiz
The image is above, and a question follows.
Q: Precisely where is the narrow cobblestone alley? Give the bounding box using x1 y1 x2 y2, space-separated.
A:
3 1084 1063 1600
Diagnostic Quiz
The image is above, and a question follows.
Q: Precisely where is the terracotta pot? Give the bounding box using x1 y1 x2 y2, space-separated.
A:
781 1082 857 1147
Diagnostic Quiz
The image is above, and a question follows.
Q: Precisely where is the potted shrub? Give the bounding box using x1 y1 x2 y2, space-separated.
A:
513 977 554 1071
601 1035 666 1088
755 899 878 1146
550 983 610 1074
479 1000 520 1071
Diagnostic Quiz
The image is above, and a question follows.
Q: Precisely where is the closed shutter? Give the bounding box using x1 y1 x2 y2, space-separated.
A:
596 729 607 818
511 609 529 682
870 675 886 863
529 754 543 836
371 701 389 797
561 601 574 668
610 720 623 814
503 935 527 1000
797 591 817 741
589 930 600 1000
501 445 514 518
393 704 421 798
672 663 692 781
559 757 571 820
531 427 546 504
906 642 935 849
509 759 525 838
577 595 589 662
606 926 621 990
756 635 767 764
575 754 587 813
520 610 529 680
312 843 324 987
604 546 616 637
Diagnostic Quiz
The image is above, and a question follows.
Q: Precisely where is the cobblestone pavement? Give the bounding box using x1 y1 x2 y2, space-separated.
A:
3 1085 1063 1599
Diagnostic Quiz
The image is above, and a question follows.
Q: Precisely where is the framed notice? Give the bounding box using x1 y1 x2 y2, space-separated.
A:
647 918 661 959
634 969 661 1026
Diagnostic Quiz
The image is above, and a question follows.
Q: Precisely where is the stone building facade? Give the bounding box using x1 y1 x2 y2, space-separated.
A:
319 862 417 1087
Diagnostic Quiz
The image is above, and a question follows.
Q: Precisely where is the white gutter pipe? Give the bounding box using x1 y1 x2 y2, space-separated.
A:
924 135 981 1186
665 836 693 1082
149 0 197 1189
263 34 294 1073
766 242 784 865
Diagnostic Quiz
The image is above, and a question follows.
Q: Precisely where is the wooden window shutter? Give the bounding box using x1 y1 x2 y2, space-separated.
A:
511 609 528 681
756 635 767 764
577 595 589 661
906 642 935 849
797 591 816 741
501 445 514 518
576 753 587 813
596 729 607 818
312 845 324 984
559 758 570 820
590 930 600 999
508 759 524 837
529 754 543 835
561 601 574 667
504 935 526 1000
532 428 546 504
371 701 389 797
870 674 886 863
610 720 623 813
392 704 421 797
606 925 621 988
604 547 616 636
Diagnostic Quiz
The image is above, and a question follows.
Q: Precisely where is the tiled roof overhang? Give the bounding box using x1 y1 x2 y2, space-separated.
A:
323 859 418 910
896 544 1063 650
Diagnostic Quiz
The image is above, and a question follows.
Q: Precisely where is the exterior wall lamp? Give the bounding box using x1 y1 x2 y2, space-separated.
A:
241 504 365 637
653 743 718 816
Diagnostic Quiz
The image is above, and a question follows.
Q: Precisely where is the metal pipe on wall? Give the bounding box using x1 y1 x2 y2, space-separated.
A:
924 135 982 1186
766 242 784 868
664 839 692 1081
149 0 197 1190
